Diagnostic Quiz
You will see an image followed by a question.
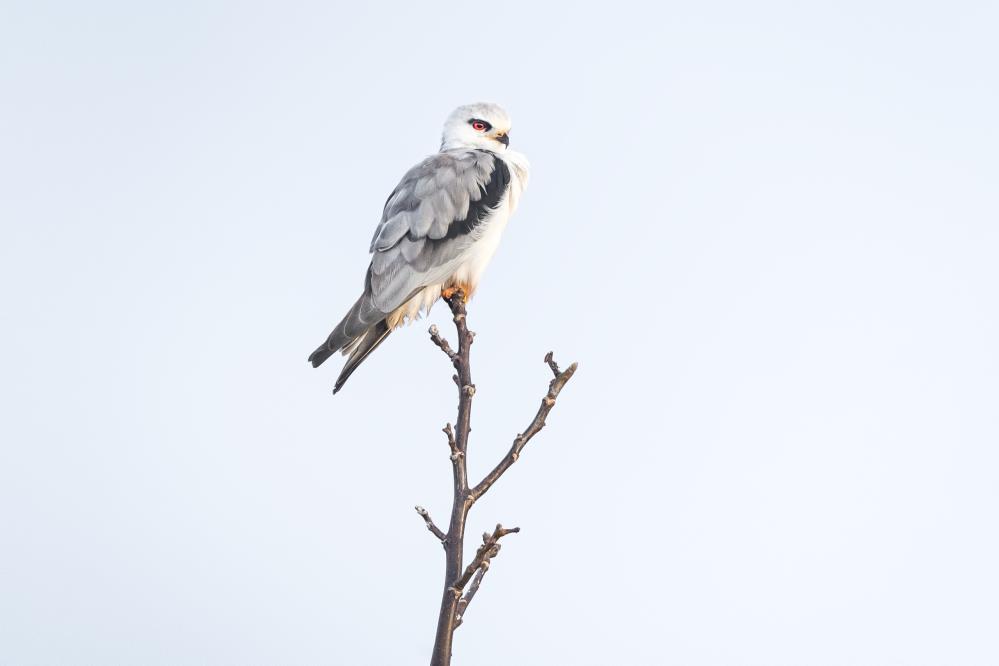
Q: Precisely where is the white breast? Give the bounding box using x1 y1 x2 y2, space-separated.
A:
452 150 529 290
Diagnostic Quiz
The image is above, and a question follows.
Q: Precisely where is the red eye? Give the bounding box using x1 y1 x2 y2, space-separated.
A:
471 121 486 132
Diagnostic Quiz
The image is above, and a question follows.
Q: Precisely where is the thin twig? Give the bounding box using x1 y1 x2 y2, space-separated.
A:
469 356 578 501
442 423 460 461
453 524 520 591
428 324 457 362
454 566 486 628
544 351 560 376
415 506 447 543
454 524 519 628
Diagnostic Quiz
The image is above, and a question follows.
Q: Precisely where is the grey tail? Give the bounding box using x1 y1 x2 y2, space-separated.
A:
332 321 391 394
308 344 337 368
308 293 374 369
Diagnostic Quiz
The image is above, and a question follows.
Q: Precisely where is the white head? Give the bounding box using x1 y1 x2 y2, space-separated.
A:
440 102 512 152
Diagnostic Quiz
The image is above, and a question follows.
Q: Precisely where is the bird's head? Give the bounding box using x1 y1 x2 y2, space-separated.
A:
440 103 512 152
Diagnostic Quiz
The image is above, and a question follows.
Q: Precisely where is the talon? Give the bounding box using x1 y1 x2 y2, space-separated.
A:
441 284 474 302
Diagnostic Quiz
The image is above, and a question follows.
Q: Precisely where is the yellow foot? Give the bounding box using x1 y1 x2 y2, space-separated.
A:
441 286 473 302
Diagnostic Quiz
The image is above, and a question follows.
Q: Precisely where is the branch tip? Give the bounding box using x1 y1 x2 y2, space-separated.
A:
453 522 521 594
442 423 460 460
468 352 577 500
415 505 447 542
429 324 457 361
544 351 560 376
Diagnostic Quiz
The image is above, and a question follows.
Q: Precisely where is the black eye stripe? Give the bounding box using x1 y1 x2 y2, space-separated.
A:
468 118 492 131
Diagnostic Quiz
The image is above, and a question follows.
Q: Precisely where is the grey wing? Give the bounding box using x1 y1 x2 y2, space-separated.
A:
366 149 511 313
308 149 510 383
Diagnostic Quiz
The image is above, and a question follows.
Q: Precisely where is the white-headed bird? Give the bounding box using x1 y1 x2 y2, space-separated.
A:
309 103 530 393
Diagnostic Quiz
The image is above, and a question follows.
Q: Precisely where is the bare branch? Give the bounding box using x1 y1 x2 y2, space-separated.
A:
469 356 578 501
544 350 560 376
415 506 447 543
454 524 518 628
442 423 460 461
425 291 576 666
454 565 486 628
453 524 520 592
429 290 476 666
428 324 457 362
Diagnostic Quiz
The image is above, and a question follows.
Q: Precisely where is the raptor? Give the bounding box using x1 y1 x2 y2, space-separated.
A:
308 103 530 393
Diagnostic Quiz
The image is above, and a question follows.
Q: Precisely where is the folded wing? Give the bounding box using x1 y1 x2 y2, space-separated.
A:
309 149 511 393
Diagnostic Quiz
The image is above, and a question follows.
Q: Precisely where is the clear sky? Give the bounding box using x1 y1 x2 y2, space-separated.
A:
2 1 997 664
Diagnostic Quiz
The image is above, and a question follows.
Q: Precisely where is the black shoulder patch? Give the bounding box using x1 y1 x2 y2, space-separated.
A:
443 154 511 240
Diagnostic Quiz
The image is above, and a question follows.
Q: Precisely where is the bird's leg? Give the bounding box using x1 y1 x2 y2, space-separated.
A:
442 284 474 303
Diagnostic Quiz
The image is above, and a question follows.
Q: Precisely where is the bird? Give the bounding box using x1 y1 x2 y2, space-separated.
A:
308 103 530 393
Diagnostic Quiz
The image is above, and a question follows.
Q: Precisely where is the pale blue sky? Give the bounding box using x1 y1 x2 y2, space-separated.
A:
2 1 997 664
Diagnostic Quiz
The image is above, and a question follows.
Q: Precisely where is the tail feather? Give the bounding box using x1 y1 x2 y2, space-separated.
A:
307 344 337 368
308 293 380 368
309 287 400 394
332 321 391 394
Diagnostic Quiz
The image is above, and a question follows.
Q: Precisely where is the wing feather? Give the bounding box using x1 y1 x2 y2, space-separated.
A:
310 150 512 377
363 150 510 315
400 236 426 262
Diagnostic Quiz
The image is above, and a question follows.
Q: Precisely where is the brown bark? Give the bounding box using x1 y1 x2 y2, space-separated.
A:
419 292 577 666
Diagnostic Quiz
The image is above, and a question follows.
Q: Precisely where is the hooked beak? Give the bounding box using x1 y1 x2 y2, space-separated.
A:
495 132 509 147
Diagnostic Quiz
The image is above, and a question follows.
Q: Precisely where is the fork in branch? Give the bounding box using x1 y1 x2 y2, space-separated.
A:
416 290 577 666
